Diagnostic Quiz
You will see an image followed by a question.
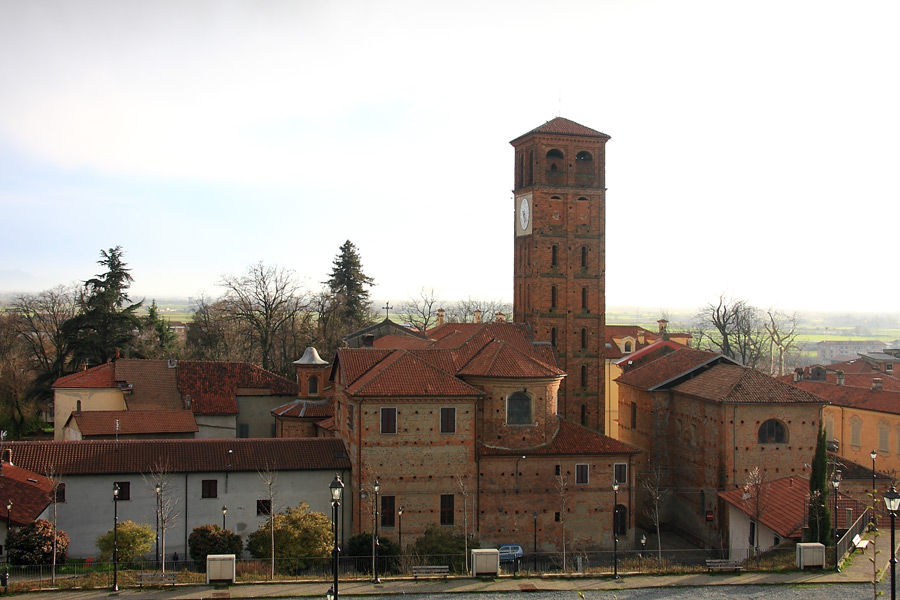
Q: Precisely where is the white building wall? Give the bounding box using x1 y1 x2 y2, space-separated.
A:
726 504 780 559
43 468 351 559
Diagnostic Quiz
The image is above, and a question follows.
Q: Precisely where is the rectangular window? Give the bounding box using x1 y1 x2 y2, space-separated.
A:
381 495 396 528
440 407 456 434
554 465 561 476
348 404 355 431
114 481 131 501
201 479 218 498
238 423 250 438
749 520 756 546
507 392 531 425
257 499 272 516
614 463 627 485
381 407 397 434
270 423 276 438
576 463 589 485
630 402 637 428
54 483 66 503
440 494 454 525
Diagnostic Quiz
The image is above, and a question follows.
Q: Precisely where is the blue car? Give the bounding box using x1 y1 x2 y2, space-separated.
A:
498 544 524 562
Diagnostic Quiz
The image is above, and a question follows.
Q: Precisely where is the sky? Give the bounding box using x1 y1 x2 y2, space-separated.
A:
1 0 898 315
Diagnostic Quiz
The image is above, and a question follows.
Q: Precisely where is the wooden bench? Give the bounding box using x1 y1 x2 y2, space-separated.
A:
136 571 177 587
853 534 871 553
705 559 744 572
412 565 450 580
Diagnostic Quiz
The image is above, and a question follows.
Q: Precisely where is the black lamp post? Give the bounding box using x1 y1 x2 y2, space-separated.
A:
155 484 161 567
612 482 620 579
885 486 900 600
398 506 404 552
222 505 227 530
372 478 381 584
832 470 841 572
113 483 120 592
533 512 538 573
5 500 11 591
640 533 647 572
872 450 878 529
328 474 344 600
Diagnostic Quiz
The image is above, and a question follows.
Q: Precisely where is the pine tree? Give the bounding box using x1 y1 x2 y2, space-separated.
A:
326 240 374 330
62 246 142 367
808 423 832 544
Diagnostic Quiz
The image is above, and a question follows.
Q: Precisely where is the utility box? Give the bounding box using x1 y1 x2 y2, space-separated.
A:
471 549 500 576
796 543 825 569
206 554 236 584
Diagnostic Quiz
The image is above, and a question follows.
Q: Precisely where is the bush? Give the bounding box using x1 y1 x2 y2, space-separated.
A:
246 502 332 574
410 526 474 572
347 532 401 574
7 519 69 565
96 520 154 563
188 524 243 562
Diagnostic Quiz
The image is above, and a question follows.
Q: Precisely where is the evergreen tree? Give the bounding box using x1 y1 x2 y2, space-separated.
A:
326 240 374 330
808 423 832 544
132 300 178 359
62 246 142 367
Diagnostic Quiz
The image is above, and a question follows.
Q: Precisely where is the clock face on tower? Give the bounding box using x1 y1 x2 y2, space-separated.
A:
516 193 532 236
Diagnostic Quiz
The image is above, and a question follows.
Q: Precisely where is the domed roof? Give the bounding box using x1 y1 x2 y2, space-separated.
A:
293 347 329 366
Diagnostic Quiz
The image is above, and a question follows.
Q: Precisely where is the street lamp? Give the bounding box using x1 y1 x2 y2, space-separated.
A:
885 487 900 600
612 482 620 579
398 506 404 552
640 533 647 572
222 505 227 530
372 478 381 584
113 483 120 591
533 512 539 573
155 484 161 567
4 500 11 591
872 450 878 529
329 474 344 600
832 470 841 572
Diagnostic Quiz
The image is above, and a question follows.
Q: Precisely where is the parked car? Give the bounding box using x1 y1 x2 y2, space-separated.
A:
498 544 524 562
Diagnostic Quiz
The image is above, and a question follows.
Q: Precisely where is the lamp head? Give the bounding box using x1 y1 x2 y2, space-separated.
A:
398 506 404 516
222 505 227 515
330 474 344 502
641 534 647 545
6 500 10 511
113 483 120 499
373 478 380 494
612 482 620 492
884 486 900 513
872 449 878 460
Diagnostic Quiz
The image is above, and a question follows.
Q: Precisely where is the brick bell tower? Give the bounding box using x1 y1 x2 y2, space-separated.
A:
511 117 610 432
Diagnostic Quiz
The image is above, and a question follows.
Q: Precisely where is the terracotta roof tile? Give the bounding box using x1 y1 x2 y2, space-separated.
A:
789 380 900 414
67 410 198 436
675 364 825 405
52 363 116 389
616 348 725 390
7 438 350 475
345 351 483 398
271 399 333 419
511 117 611 143
458 340 564 379
0 464 54 526
177 361 297 415
480 419 639 456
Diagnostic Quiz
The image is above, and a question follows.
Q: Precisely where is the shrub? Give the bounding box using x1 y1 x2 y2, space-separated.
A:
188 524 243 562
246 502 332 574
96 520 154 563
7 519 69 565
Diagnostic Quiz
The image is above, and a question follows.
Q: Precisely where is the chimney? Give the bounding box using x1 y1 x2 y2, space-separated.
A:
793 368 803 382
1 448 11 465
873 378 883 391
436 308 445 327
495 312 506 323
836 371 845 386
658 319 669 334
637 331 645 345
474 310 483 324
362 334 375 348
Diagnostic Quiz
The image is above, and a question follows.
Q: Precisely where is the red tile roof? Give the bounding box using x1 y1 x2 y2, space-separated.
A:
479 418 639 457
52 363 116 389
345 350 483 398
615 348 726 390
271 399 333 419
789 380 900 414
66 410 198 436
457 340 564 379
6 438 350 475
177 361 297 415
0 463 54 526
675 364 825 405
510 117 611 143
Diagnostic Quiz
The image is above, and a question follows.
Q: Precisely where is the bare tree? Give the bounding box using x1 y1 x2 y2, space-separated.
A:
641 463 667 565
455 474 471 573
555 473 570 572
44 466 63 584
399 287 442 333
446 297 512 324
742 467 766 566
763 309 801 376
258 468 278 579
217 262 310 373
694 295 765 368
145 462 179 572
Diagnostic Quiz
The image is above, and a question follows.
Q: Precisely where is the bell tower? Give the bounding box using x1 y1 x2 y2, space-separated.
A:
511 117 610 432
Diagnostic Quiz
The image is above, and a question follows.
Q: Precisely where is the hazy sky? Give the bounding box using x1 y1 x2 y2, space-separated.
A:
1 1 897 314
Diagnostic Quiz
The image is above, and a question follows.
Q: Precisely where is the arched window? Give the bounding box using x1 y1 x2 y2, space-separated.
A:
581 246 588 268
546 149 564 159
551 244 558 267
851 415 862 448
580 365 588 388
581 328 587 349
550 286 557 310
308 375 319 396
550 327 557 347
581 404 587 426
507 391 531 425
624 341 633 353
581 287 588 310
879 420 890 453
758 419 788 444
527 149 534 185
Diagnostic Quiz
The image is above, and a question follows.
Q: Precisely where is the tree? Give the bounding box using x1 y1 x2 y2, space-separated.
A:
246 503 332 574
188 525 242 562
409 526 471 573
743 467 767 565
694 295 765 368
763 309 801 376
446 297 512 324
217 262 309 374
131 300 179 359
6 519 69 565
641 463 667 565
399 287 441 333
62 246 142 368
96 520 154 563
145 462 179 572
326 240 375 331
346 532 401 575
555 473 570 571
0 313 41 437
808 424 832 545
